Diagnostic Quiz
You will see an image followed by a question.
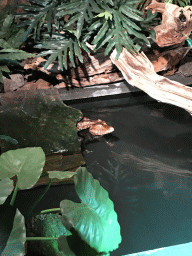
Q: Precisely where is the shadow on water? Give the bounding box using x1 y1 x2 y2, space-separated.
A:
71 94 192 255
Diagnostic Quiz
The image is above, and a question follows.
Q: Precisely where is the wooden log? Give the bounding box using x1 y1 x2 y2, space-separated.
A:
110 48 192 114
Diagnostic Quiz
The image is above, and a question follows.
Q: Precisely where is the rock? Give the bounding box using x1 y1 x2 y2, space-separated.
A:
0 89 83 154
26 213 68 256
19 79 53 90
178 58 192 76
148 47 190 73
3 74 25 92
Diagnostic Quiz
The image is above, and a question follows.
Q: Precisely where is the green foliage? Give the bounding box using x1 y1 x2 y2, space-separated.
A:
0 7 35 83
17 0 157 68
1 209 26 256
0 147 45 189
166 0 190 7
0 135 18 145
0 178 13 205
34 31 90 70
59 167 121 254
0 149 121 256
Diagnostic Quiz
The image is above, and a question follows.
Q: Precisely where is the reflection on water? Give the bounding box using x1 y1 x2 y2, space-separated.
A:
77 100 192 255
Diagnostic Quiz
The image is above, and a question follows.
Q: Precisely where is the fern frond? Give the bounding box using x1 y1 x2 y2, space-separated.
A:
35 32 89 70
16 0 57 42
0 49 35 60
0 10 25 49
56 0 105 39
89 0 148 58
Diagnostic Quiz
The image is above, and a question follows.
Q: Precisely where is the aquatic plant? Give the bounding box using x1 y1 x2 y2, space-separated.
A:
0 147 121 255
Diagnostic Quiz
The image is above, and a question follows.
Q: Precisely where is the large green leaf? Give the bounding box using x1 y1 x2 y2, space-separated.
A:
57 236 76 256
0 147 45 189
0 178 13 205
2 209 26 256
59 167 121 254
0 204 16 254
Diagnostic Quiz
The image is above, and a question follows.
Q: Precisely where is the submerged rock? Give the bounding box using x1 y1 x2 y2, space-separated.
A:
0 89 83 154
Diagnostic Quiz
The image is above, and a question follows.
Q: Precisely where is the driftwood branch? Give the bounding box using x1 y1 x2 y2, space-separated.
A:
110 48 192 114
146 0 192 47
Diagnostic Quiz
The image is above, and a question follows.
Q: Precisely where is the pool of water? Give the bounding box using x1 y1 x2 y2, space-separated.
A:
17 91 192 255
68 92 192 256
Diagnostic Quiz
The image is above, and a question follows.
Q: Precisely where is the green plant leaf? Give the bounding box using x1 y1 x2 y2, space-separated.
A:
2 209 26 256
0 39 12 49
0 178 13 205
17 0 57 43
59 167 121 254
0 147 45 189
96 11 112 20
0 70 3 83
57 235 76 256
92 20 109 45
0 49 34 60
0 204 17 254
0 135 18 144
48 171 75 179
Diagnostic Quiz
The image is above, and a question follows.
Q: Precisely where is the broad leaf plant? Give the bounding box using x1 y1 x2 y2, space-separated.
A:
0 147 121 255
15 0 158 71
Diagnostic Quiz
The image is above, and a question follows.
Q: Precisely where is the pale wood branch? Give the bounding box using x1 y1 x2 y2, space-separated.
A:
110 48 192 114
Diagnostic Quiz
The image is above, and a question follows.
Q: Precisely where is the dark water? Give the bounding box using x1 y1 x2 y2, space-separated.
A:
16 93 192 256
69 94 192 256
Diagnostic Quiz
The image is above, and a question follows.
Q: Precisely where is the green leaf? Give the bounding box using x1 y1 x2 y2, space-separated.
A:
44 51 58 69
58 51 64 71
88 19 103 31
57 236 76 256
0 204 16 254
114 33 122 59
120 6 143 21
74 41 83 63
0 39 12 49
0 66 10 73
76 0 89 39
0 147 45 189
60 167 121 254
0 70 3 83
48 171 75 179
17 0 57 43
104 38 116 56
96 11 112 20
0 178 13 205
89 0 103 13
0 135 17 144
64 13 80 28
69 43 75 67
0 49 34 61
92 20 109 45
2 15 14 32
2 209 26 256
94 29 114 51
63 48 68 70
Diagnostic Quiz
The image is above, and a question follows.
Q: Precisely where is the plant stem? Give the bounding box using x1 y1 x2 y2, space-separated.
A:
40 208 61 214
10 182 19 206
26 237 58 241
27 178 53 217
